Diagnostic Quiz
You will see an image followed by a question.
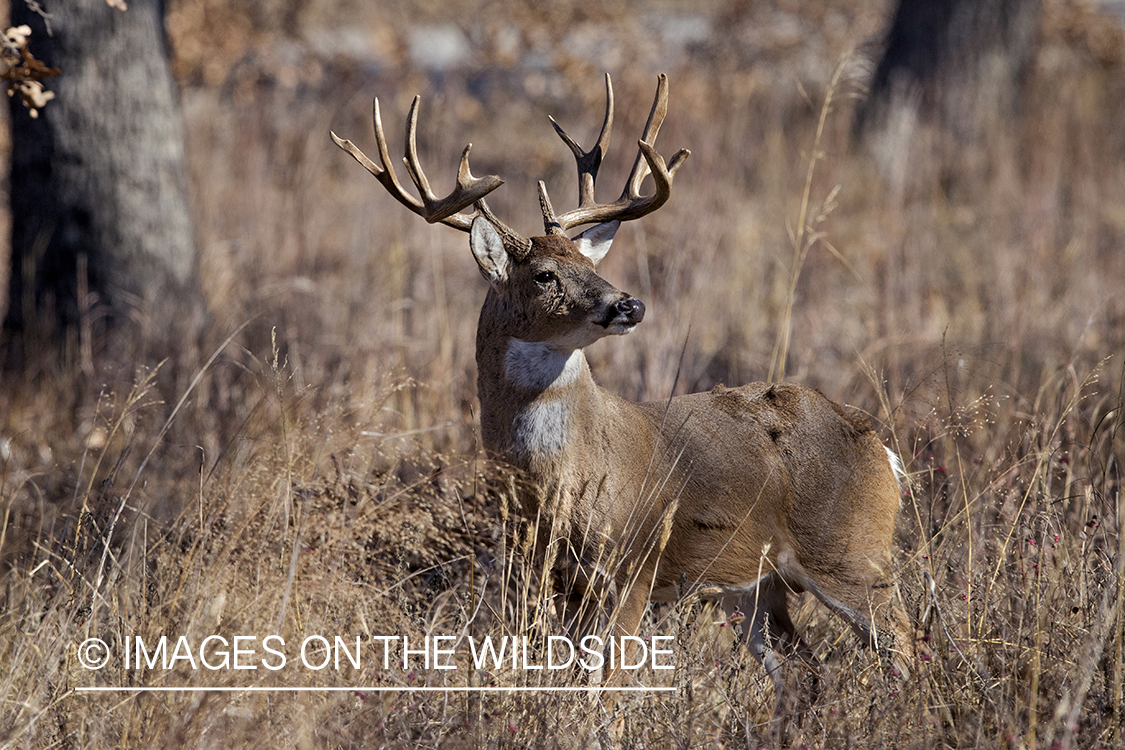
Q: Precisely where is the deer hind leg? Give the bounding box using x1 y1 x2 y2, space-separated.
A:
723 574 818 718
802 558 916 679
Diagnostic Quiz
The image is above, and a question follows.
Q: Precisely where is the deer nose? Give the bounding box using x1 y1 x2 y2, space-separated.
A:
615 297 645 324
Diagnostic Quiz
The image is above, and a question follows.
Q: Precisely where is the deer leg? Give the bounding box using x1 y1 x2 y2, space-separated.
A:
723 574 818 718
553 548 616 639
556 580 608 646
553 559 617 689
583 581 648 750
600 579 648 687
803 562 916 679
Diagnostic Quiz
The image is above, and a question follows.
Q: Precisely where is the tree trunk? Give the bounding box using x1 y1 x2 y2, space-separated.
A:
5 0 198 363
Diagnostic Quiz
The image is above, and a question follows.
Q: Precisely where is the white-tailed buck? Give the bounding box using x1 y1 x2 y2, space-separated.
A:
333 74 914 710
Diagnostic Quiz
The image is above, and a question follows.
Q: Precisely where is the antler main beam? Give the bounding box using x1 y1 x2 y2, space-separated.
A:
331 97 504 231
540 73 691 236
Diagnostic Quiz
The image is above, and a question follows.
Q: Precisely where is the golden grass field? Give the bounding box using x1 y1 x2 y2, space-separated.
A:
2 0 1125 747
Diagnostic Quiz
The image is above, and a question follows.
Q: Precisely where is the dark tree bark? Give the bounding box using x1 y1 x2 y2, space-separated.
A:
854 0 1042 140
5 0 198 362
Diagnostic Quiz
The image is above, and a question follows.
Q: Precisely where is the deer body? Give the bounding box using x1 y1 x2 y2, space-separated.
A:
333 73 914 712
470 224 909 674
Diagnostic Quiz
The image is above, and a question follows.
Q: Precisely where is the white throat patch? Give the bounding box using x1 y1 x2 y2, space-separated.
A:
504 339 584 391
512 399 569 457
504 339 583 458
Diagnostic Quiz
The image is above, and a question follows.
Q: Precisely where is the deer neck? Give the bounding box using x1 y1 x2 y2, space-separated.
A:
475 331 597 472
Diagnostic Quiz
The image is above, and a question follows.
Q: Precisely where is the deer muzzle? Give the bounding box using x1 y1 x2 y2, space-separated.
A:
616 297 645 324
601 296 645 330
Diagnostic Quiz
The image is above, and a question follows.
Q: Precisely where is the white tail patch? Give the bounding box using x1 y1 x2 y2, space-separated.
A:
885 446 907 494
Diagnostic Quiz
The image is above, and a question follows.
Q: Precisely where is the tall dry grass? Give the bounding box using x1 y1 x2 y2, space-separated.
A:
2 0 1125 747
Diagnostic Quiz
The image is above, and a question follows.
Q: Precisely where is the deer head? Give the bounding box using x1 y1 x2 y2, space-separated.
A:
331 74 687 358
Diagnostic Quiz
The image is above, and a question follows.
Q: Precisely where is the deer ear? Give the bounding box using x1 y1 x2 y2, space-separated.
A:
573 220 620 266
470 216 509 286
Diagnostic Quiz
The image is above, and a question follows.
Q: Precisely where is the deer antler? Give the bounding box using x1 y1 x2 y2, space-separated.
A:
539 73 690 236
331 96 530 253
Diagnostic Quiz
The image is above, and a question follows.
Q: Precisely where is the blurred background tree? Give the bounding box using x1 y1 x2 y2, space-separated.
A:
856 0 1042 133
4 0 199 370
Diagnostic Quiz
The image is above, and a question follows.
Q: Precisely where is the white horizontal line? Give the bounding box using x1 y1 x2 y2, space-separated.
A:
75 686 675 693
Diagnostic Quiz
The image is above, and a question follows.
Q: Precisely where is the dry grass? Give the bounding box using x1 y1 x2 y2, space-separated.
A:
2 0 1125 747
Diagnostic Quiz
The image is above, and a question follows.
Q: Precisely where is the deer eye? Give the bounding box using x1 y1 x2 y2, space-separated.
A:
534 270 557 285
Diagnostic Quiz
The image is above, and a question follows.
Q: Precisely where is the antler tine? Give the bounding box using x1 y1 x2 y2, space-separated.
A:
330 95 508 229
544 73 614 235
545 73 690 234
618 74 689 212
402 96 437 206
623 73 669 200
